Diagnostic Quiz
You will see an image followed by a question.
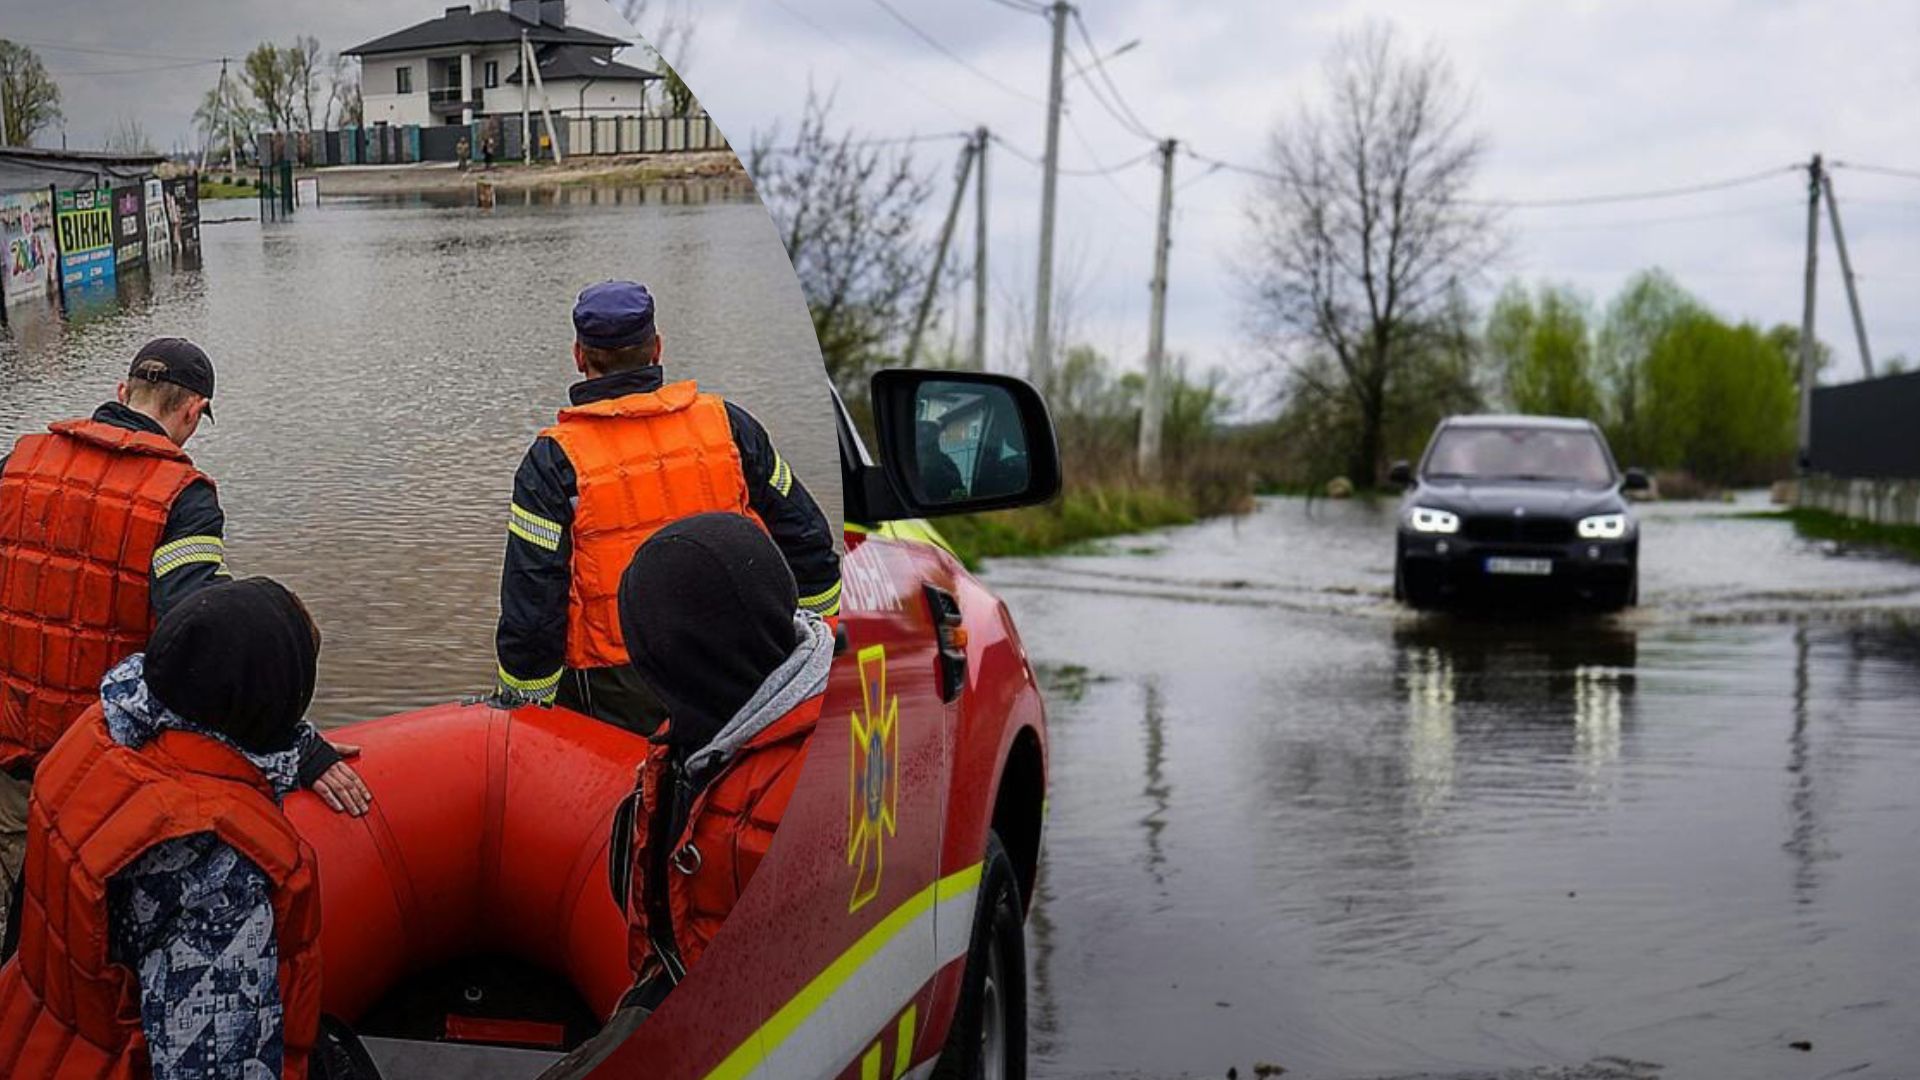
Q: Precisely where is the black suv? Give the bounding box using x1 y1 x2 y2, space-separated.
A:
1390 415 1649 611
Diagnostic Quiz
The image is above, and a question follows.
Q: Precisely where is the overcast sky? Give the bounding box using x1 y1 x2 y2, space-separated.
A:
688 0 1920 396
10 1 1919 397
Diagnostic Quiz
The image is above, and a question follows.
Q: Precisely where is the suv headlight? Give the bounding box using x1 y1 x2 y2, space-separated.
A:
1577 513 1629 540
1408 507 1461 534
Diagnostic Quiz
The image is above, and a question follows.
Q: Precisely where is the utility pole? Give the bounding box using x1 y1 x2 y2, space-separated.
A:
1138 137 1177 481
524 36 564 164
906 137 978 366
1 80 12 146
1796 153 1822 470
521 30 532 165
1819 170 1874 379
1030 0 1070 390
219 59 238 175
972 126 989 371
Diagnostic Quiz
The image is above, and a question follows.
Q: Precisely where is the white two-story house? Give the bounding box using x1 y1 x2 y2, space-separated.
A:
347 1 662 128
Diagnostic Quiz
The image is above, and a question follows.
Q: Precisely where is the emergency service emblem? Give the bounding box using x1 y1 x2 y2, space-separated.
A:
848 644 899 913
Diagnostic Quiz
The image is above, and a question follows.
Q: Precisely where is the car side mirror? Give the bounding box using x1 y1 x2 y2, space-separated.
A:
1622 468 1652 493
1388 460 1413 488
864 369 1063 520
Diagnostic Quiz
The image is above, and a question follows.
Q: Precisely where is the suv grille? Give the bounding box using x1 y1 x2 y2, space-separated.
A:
1462 515 1574 544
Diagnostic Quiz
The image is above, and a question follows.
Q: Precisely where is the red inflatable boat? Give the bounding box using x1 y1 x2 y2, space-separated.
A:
285 702 647 1062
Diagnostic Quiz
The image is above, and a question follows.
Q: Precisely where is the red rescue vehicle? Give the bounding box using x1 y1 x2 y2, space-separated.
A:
282 368 1062 1080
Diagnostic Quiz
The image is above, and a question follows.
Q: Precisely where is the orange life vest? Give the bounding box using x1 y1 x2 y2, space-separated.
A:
625 694 822 979
541 381 765 670
0 707 323 1080
0 419 208 769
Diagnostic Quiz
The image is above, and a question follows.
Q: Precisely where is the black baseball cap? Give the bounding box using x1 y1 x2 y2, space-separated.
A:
129 337 215 421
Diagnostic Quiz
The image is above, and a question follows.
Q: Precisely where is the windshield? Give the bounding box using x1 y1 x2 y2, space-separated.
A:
1423 426 1615 486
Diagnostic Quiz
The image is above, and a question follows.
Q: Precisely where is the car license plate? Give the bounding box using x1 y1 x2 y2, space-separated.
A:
1485 557 1553 576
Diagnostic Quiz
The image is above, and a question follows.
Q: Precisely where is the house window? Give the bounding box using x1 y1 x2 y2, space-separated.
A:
484 61 499 89
396 66 413 94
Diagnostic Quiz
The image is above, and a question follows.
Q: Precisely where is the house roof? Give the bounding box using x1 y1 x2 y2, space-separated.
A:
505 44 661 85
345 8 626 57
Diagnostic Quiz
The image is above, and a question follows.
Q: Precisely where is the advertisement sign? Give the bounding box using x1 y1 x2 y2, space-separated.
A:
145 178 172 263
112 185 146 269
1 190 59 305
164 176 201 261
54 187 116 289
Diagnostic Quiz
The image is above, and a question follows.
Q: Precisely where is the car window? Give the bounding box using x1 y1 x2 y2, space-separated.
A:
1423 427 1615 486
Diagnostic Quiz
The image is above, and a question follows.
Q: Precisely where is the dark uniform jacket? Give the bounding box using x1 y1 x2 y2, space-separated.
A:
495 368 840 727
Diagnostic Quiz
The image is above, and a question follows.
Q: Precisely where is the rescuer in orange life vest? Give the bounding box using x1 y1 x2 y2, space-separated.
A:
614 512 831 1013
0 577 369 1080
0 340 369 927
491 281 841 732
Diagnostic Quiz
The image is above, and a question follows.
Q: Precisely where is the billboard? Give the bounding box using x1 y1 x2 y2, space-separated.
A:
1 189 59 305
164 176 201 262
54 187 115 289
112 184 146 269
144 178 172 263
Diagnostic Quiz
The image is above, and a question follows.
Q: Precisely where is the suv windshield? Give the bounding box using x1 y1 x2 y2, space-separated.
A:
1423 426 1615 486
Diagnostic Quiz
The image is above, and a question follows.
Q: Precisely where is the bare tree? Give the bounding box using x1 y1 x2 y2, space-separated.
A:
1243 24 1501 485
290 35 322 131
104 114 154 154
0 40 63 146
621 0 699 73
748 91 936 396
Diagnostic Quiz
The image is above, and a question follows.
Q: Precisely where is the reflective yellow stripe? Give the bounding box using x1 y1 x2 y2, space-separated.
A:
508 501 564 552
151 535 225 578
842 519 955 557
799 580 842 617
892 1003 917 1078
507 520 561 552
701 862 983 1080
495 665 562 699
770 454 795 497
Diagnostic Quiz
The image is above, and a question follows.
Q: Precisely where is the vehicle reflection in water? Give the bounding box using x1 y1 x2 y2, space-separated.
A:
0 185 836 728
1001 499 1920 1079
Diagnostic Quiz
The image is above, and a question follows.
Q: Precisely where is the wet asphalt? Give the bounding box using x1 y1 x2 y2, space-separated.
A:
991 495 1920 1080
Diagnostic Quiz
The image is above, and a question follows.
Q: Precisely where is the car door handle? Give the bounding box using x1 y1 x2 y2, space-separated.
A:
923 585 967 704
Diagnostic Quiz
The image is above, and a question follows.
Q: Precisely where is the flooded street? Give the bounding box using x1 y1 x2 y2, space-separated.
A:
996 497 1920 1080
0 185 836 727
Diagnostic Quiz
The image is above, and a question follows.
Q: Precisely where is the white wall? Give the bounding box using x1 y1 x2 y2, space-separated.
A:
359 56 431 127
533 79 650 119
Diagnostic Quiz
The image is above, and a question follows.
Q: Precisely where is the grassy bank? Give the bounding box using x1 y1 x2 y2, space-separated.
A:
937 485 1203 566
198 179 256 199
1744 508 1920 561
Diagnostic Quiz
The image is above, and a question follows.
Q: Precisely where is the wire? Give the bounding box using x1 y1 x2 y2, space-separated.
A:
767 0 977 125
1831 161 1920 182
987 130 1149 177
758 130 973 156
1069 8 1159 142
1182 148 1800 209
865 0 1046 106
983 0 1049 14
5 39 222 64
47 58 222 78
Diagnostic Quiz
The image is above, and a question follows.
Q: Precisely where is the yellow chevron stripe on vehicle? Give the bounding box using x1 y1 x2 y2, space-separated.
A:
700 861 983 1080
842 520 956 557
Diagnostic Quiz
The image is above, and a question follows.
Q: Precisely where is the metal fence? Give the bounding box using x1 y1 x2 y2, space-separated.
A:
1809 370 1920 480
253 115 725 168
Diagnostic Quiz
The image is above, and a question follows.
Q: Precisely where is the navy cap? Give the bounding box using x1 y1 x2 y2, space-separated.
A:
129 337 215 422
573 281 657 350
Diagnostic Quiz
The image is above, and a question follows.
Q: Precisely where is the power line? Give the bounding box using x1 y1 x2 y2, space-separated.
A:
759 130 973 155
982 0 1049 15
1831 161 1920 183
767 0 978 125
865 0 1046 106
5 39 222 64
987 130 1149 177
48 58 223 78
1183 148 1800 209
1067 8 1158 142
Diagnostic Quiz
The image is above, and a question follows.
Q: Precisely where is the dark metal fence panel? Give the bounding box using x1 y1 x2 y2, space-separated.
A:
419 125 468 162
1810 371 1920 479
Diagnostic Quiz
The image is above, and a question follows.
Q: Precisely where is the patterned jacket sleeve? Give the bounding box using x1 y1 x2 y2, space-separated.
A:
107 833 285 1080
725 403 842 618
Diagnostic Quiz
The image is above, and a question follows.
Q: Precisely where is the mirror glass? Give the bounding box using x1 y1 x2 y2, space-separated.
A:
910 380 1032 507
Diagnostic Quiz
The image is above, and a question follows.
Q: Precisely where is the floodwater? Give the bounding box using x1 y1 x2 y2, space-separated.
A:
0 182 838 727
996 496 1920 1080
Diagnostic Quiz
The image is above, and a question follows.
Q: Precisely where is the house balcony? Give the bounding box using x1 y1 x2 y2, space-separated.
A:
428 87 482 116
